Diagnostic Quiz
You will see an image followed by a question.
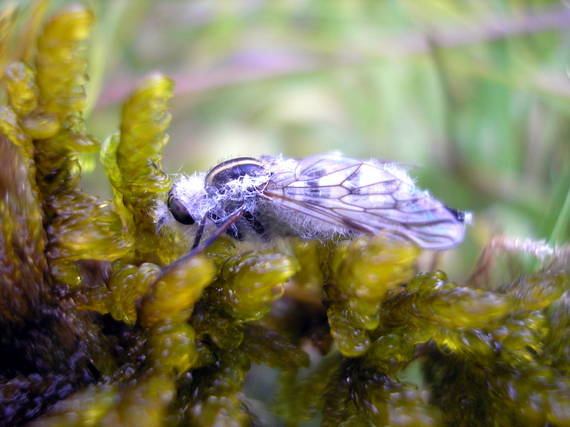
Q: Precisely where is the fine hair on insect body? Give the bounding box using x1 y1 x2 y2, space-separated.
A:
162 153 471 260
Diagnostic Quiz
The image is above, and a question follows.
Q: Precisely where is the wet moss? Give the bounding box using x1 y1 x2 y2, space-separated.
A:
0 5 568 426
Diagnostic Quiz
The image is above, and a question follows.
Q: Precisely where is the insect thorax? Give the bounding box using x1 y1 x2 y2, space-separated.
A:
203 157 271 219
205 157 267 189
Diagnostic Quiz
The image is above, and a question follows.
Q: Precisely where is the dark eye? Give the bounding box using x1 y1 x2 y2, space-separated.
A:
168 195 195 225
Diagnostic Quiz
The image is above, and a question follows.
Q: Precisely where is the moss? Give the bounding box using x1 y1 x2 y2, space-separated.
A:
214 251 299 321
0 5 568 426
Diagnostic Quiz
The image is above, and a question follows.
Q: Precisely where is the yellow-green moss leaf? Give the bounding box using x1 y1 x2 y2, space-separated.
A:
141 255 216 327
217 252 299 322
3 61 38 117
109 262 161 324
36 5 93 121
118 73 173 198
149 322 198 374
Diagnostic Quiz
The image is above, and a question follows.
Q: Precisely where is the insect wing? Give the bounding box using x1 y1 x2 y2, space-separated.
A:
265 154 466 249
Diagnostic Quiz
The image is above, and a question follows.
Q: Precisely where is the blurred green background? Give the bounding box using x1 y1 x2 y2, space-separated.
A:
6 0 570 278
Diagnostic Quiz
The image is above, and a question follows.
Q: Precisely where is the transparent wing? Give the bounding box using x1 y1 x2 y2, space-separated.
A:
264 154 468 249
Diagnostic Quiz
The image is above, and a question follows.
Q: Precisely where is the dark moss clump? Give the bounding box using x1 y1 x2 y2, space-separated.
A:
0 5 568 426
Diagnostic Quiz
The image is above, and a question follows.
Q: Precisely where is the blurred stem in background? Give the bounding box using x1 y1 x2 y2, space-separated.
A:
549 176 570 246
84 0 131 116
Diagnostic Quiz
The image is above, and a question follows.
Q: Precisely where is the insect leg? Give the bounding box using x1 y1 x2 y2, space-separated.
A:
226 224 243 240
209 209 244 240
191 217 206 249
198 208 245 251
161 208 246 277
243 211 266 236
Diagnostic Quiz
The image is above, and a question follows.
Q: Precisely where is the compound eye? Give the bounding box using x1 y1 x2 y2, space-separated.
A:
168 196 195 225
